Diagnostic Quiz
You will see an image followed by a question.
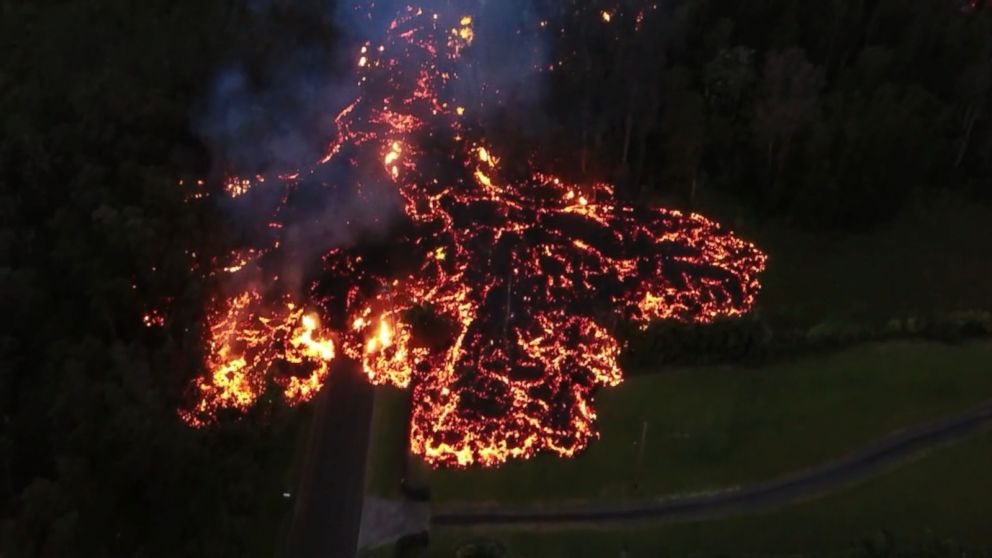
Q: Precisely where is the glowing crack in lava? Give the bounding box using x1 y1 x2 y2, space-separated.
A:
180 290 335 427
180 5 766 467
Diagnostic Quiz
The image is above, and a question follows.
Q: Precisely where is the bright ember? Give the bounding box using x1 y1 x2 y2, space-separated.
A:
180 5 766 467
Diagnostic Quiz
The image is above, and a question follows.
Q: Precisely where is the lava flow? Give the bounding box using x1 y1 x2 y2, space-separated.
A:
180 290 335 427
179 4 767 467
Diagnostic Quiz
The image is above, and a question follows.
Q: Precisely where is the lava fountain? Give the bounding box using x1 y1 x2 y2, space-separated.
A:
178 5 766 467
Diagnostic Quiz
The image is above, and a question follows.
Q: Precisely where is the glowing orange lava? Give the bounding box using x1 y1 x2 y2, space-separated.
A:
180 290 335 426
180 5 766 468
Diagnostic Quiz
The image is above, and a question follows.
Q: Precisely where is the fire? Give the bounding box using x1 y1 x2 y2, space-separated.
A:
283 312 336 401
384 141 404 178
448 13 474 55
179 291 335 426
455 16 474 40
142 310 165 327
224 176 253 198
360 316 421 388
179 5 766 468
366 318 392 352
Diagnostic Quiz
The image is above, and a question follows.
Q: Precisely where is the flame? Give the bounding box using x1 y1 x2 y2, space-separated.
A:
179 291 335 426
455 15 474 40
283 313 336 401
448 13 475 55
366 318 393 352
142 310 165 327
224 177 253 198
180 6 766 468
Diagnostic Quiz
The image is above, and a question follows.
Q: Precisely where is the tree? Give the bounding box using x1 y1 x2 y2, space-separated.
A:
704 45 757 122
659 68 706 204
753 47 824 201
952 38 992 169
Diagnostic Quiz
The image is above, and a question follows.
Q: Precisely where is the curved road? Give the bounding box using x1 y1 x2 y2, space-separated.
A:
432 399 992 526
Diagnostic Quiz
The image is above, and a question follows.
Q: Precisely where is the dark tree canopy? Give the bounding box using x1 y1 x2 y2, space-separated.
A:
1 0 991 556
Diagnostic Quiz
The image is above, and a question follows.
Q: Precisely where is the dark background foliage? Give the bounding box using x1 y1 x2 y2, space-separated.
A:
1 0 990 556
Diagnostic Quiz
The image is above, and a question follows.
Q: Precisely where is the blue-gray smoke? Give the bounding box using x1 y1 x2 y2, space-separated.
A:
195 0 555 292
198 0 552 176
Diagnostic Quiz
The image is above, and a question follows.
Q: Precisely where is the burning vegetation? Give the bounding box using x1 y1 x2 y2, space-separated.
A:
179 5 766 467
180 290 335 426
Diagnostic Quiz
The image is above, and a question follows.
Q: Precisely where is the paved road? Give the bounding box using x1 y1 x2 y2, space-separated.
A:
284 360 374 558
433 399 992 527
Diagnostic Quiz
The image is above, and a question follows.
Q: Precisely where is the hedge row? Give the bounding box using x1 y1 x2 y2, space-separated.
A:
620 310 992 372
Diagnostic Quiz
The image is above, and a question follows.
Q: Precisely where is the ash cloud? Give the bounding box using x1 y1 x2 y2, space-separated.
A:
336 0 552 109
195 40 351 177
195 0 555 293
198 0 552 177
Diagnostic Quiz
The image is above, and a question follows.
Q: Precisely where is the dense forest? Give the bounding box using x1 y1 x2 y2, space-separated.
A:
531 0 992 227
1 0 990 556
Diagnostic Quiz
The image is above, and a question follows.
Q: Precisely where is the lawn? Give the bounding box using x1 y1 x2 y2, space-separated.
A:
383 340 992 503
429 424 992 557
365 386 412 499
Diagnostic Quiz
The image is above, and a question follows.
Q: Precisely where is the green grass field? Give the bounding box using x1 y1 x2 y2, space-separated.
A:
429 424 992 557
369 340 992 503
365 386 411 499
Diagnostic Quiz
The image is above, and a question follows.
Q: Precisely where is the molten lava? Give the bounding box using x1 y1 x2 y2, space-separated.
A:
180 290 335 426
179 5 766 467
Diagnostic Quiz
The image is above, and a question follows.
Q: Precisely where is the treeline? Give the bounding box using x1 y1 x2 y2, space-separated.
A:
0 1 343 556
531 0 992 228
622 310 992 371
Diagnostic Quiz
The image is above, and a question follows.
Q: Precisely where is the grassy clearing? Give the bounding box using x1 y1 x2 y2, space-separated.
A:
429 424 992 557
405 340 992 503
365 386 412 499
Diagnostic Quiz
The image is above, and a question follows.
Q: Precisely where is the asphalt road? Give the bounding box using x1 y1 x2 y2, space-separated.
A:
433 399 992 526
284 360 374 558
